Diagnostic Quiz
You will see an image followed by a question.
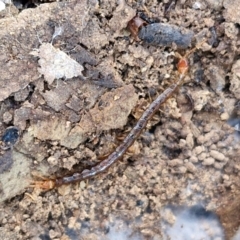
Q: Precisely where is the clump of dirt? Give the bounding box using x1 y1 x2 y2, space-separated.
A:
0 0 240 239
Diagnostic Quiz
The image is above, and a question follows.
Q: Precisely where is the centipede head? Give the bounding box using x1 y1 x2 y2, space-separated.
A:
176 39 207 77
29 179 56 191
177 58 189 76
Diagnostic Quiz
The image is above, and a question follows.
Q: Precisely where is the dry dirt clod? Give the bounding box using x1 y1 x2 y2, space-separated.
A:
37 43 84 85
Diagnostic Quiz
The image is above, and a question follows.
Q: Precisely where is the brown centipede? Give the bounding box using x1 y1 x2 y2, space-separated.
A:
32 42 205 190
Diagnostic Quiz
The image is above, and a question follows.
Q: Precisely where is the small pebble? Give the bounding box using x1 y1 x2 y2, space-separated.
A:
198 152 208 161
186 133 194 149
3 112 12 124
49 229 60 239
1 126 19 148
168 159 183 167
222 174 229 180
194 145 205 155
203 157 215 166
58 185 71 196
185 162 197 173
178 166 187 174
190 156 198 163
192 2 202 9
80 181 86 189
210 150 225 162
214 161 226 169
47 156 58 166
162 208 176 225
220 112 229 121
0 1 5 12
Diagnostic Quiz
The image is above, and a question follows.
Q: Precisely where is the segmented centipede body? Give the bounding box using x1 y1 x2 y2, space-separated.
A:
54 81 181 188
33 40 205 190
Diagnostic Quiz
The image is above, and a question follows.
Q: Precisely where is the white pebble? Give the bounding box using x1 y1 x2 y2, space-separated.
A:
0 1 5 11
194 145 205 155
185 162 197 172
220 112 229 120
192 2 202 9
210 150 225 161
203 157 215 166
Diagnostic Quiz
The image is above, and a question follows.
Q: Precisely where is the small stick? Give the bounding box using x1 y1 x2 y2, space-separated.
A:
32 43 203 190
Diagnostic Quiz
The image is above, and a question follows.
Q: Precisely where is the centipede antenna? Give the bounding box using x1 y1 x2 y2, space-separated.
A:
183 39 207 59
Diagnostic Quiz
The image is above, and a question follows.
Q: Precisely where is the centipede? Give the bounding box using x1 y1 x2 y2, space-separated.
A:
32 39 206 190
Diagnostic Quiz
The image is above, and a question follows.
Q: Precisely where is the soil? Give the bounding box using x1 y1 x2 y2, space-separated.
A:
0 0 240 239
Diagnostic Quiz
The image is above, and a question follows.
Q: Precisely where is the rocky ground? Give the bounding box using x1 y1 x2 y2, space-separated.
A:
0 0 240 239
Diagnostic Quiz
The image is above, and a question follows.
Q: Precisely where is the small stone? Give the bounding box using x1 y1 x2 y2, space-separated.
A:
1 127 19 148
214 161 226 169
223 0 240 24
198 152 208 161
49 229 60 239
66 95 83 112
58 185 71 196
185 162 197 173
3 112 12 124
0 1 5 12
205 0 223 10
223 180 232 187
179 139 186 148
220 112 229 121
224 22 239 39
197 135 205 144
223 174 229 180
203 17 214 27
207 65 226 92
178 166 187 173
68 216 78 229
190 156 198 163
161 169 168 175
168 159 183 167
186 133 194 149
202 157 215 166
47 156 58 166
80 181 86 189
14 87 30 102
162 208 176 225
146 56 154 66
62 156 78 171
194 145 205 155
192 2 202 10
183 150 192 158
192 90 210 111
230 60 240 99
210 150 225 161
2 0 12 4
